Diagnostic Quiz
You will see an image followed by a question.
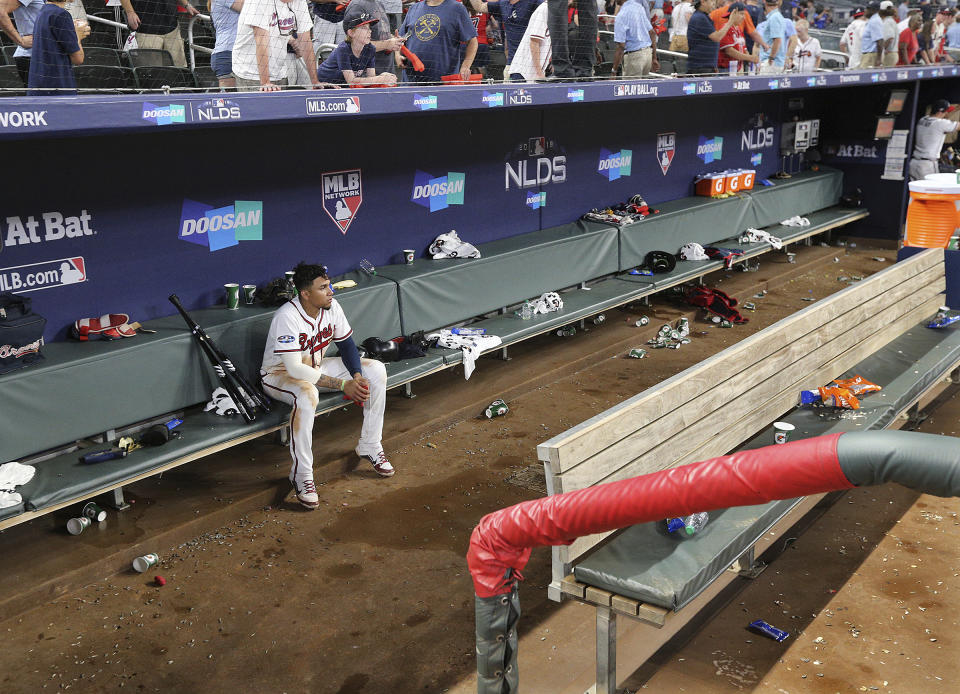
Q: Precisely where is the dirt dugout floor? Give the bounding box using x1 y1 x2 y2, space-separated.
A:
2 243 954 694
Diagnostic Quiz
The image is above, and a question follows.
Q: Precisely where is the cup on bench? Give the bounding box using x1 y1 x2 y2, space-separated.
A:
402 249 416 265
773 421 795 444
224 283 240 310
242 284 257 305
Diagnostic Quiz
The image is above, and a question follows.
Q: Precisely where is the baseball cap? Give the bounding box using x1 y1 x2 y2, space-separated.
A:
866 0 880 9
938 7 953 14
724 2 747 15
878 0 894 9
933 99 955 113
852 6 864 16
344 12 378 30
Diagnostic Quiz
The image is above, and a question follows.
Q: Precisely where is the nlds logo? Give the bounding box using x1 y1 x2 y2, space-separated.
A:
505 137 567 191
196 98 241 122
321 169 363 234
741 125 775 151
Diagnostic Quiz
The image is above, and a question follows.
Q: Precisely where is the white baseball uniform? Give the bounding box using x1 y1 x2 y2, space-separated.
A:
260 296 387 484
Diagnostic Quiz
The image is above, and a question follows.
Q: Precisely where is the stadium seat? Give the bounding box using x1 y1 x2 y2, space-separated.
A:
133 65 196 90
82 47 123 67
126 48 174 68
0 65 25 96
2 45 16 67
84 32 125 50
192 65 219 90
73 64 136 92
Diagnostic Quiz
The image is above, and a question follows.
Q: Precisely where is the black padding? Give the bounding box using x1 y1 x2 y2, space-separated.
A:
838 431 960 498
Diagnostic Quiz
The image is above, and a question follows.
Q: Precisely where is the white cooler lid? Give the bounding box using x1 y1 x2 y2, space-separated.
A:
909 178 960 194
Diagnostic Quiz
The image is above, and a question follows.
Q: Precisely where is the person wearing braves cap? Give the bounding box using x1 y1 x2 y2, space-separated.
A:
909 99 959 181
316 12 398 84
840 6 866 68
859 1 884 67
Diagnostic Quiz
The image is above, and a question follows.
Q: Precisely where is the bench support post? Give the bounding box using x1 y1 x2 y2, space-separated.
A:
278 425 290 446
500 346 510 361
107 487 131 511
404 383 416 399
596 606 617 694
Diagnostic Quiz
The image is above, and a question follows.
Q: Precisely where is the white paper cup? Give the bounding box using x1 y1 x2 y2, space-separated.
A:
773 421 795 444
132 553 160 573
67 517 91 535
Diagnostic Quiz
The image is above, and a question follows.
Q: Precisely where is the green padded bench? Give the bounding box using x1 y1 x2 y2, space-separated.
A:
536 249 950 694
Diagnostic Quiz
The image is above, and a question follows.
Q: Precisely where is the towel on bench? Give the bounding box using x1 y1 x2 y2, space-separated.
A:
430 330 502 379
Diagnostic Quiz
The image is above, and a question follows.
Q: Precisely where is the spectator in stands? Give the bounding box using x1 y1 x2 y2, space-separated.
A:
898 12 921 63
839 6 865 68
397 0 477 81
717 1 758 71
120 0 198 68
466 0 543 65
897 0 908 21
612 0 659 75
466 3 491 73
792 17 820 70
755 0 786 73
880 0 899 65
508 0 552 78
0 0 44 86
919 0 935 23
859 1 884 67
743 0 762 51
948 11 960 47
910 98 958 180
210 0 242 89
232 0 319 90
932 9 956 60
382 0 402 33
669 0 694 50
918 18 936 61
686 0 741 73
780 6 797 67
650 0 665 21
315 11 398 83
710 0 767 54
342 0 404 73
543 0 597 77
310 0 345 56
813 4 829 28
897 7 920 33
26 0 88 95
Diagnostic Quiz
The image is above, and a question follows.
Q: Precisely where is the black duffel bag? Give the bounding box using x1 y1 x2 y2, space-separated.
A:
0 292 46 375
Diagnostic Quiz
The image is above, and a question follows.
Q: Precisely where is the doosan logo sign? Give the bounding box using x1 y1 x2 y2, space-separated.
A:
414 94 438 111
696 136 723 164
321 169 362 234
142 103 186 125
179 199 263 252
411 171 465 212
597 148 632 181
526 191 546 210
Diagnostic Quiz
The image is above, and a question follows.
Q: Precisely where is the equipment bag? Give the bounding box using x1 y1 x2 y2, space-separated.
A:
0 292 46 375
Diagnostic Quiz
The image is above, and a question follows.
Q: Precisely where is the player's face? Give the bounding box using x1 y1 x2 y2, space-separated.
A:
301 277 334 311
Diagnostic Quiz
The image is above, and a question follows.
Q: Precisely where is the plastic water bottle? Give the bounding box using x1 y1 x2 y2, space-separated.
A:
451 327 486 336
519 302 534 320
682 512 709 535
556 326 576 337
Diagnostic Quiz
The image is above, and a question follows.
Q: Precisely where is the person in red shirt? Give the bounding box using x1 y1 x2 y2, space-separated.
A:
717 1 758 71
710 0 767 51
898 13 920 64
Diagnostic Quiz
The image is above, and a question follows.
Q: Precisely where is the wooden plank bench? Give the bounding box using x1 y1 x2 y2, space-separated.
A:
536 248 957 693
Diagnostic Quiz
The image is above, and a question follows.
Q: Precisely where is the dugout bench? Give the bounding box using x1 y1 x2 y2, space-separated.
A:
536 248 960 694
0 167 867 531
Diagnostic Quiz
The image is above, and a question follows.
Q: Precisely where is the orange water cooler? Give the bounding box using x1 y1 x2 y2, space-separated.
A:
904 179 960 248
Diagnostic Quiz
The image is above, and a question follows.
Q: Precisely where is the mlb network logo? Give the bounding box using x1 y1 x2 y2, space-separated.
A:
682 82 697 95
179 199 263 252
597 148 632 181
142 103 185 125
411 171 465 212
567 89 584 102
414 94 438 111
322 169 362 234
750 152 762 167
697 136 723 164
482 91 504 107
526 191 546 209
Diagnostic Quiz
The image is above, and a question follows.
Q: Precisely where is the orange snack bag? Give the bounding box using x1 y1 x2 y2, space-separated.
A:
831 375 881 397
817 386 860 410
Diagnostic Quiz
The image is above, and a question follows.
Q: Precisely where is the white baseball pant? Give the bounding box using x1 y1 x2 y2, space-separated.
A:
262 357 387 483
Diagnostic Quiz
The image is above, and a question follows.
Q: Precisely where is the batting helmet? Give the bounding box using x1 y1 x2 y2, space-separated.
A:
361 337 400 362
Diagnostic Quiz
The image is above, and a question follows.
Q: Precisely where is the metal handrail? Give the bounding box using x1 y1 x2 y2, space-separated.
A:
187 13 214 72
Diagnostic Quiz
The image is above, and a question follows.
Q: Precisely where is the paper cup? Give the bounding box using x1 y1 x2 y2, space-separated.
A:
67 517 91 535
242 284 256 305
403 249 416 265
224 283 240 310
773 421 795 444
132 553 160 573
82 502 107 523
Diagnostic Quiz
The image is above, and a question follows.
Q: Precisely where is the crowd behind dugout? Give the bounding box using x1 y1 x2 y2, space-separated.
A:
0 0 958 93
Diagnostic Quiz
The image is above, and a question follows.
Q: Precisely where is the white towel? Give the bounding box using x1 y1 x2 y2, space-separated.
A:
0 461 35 510
780 216 810 227
741 228 784 249
428 330 502 380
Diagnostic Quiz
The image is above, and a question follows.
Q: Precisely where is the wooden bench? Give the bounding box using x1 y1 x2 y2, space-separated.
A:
536 248 958 693
0 169 866 531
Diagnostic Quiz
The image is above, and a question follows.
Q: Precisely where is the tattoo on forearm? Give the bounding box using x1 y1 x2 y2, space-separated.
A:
316 374 343 391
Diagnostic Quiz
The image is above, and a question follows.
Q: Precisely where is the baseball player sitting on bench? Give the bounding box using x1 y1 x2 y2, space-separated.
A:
261 262 394 510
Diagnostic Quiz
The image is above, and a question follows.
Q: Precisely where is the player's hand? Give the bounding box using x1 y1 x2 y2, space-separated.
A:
344 377 370 404
259 82 282 91
126 9 141 29
183 2 199 16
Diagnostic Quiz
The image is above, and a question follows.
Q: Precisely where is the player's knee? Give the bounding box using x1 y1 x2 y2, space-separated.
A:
362 358 387 383
295 383 320 409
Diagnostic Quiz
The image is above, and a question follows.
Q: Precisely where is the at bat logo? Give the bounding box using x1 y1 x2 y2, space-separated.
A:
411 170 465 212
1 210 95 251
179 199 263 252
321 169 362 234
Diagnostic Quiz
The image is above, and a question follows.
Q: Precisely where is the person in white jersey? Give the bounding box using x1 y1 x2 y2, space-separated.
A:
839 6 866 68
261 262 394 510
909 98 958 181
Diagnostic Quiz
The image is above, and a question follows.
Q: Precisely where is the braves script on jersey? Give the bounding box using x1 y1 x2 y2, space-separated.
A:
261 296 353 375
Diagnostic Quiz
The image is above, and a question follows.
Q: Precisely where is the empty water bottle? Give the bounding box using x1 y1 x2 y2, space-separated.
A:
592 313 606 325
519 302 534 320
556 326 576 337
683 512 709 535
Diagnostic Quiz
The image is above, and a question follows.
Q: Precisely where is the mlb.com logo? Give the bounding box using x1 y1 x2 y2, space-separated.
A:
750 152 762 167
306 96 360 115
697 136 723 164
482 91 504 107
142 103 186 125
0 256 86 293
567 88 584 102
526 191 546 210
411 170 465 213
179 199 263 252
414 94 438 111
597 148 632 181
